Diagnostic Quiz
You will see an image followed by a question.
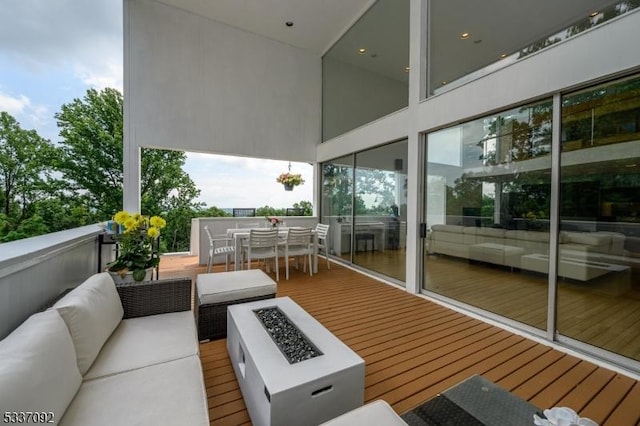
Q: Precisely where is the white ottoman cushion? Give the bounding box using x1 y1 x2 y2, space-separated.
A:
320 400 407 426
0 310 82 420
53 272 124 375
197 270 276 305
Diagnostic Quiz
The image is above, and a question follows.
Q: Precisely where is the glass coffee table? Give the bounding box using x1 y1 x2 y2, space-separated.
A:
402 375 541 425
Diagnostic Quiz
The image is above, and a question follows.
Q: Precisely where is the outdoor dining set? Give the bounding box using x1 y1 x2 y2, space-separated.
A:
203 222 330 281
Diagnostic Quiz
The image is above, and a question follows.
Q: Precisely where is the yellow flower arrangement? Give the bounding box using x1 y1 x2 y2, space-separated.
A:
106 210 167 282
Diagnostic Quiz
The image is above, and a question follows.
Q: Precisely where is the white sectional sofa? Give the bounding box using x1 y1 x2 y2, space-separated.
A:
430 224 637 282
0 273 209 426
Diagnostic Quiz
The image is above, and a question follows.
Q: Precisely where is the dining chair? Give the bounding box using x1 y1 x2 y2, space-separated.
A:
278 228 313 280
314 223 331 269
243 228 279 281
204 225 235 273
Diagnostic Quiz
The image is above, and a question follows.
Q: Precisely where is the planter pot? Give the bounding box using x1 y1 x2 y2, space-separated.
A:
283 183 294 191
108 268 153 285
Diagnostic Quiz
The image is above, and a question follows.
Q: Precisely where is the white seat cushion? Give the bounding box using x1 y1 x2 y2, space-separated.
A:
0 310 82 421
60 356 209 426
53 272 124 375
197 270 276 305
84 311 199 380
320 400 407 426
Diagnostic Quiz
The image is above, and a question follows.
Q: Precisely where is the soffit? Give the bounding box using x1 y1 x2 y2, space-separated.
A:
153 0 374 54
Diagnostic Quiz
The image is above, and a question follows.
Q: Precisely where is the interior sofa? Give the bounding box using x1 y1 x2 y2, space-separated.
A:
0 273 209 426
429 224 637 280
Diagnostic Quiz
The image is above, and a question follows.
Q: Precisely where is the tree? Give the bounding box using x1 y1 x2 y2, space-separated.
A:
256 206 285 217
54 88 200 222
0 112 59 240
292 200 313 216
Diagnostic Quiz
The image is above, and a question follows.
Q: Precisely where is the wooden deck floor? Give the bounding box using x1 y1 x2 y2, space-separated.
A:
159 255 640 426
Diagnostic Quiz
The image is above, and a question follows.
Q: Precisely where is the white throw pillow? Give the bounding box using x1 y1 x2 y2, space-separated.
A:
53 272 124 375
0 310 82 421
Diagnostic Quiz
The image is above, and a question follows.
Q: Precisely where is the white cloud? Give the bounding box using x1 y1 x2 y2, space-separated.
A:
185 153 314 209
0 0 123 91
0 91 30 115
0 90 51 132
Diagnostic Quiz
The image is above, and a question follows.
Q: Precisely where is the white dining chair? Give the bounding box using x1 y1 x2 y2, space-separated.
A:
204 225 235 272
314 223 331 269
243 228 279 281
278 228 313 280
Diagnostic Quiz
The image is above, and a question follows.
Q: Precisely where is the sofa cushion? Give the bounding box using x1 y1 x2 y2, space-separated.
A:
53 272 124 375
431 224 463 233
475 227 505 238
562 231 610 247
84 311 199 380
60 356 209 426
0 310 82 420
320 400 407 426
505 230 550 242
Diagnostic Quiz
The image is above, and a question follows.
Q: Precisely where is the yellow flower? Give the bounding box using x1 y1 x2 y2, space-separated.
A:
147 226 160 238
106 210 167 282
113 210 130 224
123 217 137 230
150 216 166 228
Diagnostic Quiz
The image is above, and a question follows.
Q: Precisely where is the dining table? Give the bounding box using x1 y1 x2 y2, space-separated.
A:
226 227 318 273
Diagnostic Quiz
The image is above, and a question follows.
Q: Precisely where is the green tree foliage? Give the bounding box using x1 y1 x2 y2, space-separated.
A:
0 112 59 241
256 206 285 217
292 200 313 216
54 88 201 223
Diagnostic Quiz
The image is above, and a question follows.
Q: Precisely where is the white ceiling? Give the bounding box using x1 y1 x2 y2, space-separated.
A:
155 0 374 54
154 0 622 88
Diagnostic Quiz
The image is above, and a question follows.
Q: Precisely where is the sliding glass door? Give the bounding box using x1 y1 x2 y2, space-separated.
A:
321 140 408 283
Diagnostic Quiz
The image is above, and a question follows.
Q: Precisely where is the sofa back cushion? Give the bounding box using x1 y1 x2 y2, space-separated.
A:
53 272 124 375
0 309 82 419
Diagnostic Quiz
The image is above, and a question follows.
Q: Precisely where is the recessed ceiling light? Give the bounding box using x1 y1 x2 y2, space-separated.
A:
589 11 599 18
285 21 294 27
500 53 507 58
358 48 366 55
442 81 447 85
460 32 470 40
404 67 410 73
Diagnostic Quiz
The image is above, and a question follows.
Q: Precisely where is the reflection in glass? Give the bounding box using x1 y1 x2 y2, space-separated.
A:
353 141 408 282
322 0 409 141
427 0 637 96
557 75 640 361
320 140 408 283
423 100 552 329
321 156 354 262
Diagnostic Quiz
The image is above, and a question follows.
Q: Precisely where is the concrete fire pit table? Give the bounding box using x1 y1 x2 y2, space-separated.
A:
227 296 365 426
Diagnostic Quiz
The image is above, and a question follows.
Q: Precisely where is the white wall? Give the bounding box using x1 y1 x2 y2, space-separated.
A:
322 57 408 141
125 0 321 163
0 225 102 340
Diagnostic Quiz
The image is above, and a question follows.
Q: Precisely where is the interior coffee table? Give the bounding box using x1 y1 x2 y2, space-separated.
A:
227 296 365 426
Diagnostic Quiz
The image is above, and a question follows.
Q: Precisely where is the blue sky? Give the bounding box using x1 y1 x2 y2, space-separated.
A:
0 0 313 210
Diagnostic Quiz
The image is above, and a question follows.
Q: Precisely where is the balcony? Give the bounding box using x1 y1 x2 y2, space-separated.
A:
2 228 640 425
158 255 639 425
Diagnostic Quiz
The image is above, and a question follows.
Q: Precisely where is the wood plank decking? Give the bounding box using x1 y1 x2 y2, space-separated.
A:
159 255 640 426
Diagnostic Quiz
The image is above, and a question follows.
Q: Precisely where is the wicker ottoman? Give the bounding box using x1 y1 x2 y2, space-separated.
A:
196 270 277 341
